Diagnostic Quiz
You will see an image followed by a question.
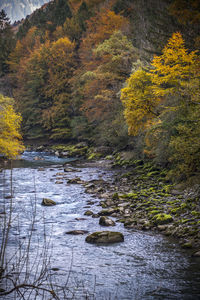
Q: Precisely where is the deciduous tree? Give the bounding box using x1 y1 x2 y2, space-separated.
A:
0 94 24 158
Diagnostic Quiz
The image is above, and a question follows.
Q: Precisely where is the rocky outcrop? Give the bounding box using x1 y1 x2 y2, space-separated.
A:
85 231 124 244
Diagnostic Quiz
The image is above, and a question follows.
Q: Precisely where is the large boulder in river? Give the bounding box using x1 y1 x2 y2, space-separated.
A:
99 216 116 226
41 198 56 206
85 231 124 244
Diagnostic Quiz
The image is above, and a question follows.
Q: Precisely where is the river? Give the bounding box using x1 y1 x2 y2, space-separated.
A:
0 151 200 299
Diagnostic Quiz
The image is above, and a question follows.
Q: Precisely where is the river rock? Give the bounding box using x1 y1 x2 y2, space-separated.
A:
38 167 45 171
98 208 119 216
65 230 89 235
192 251 200 257
92 214 99 218
35 157 44 161
99 216 116 226
56 172 65 176
67 177 83 184
41 198 56 206
85 231 124 244
152 213 173 225
84 210 94 216
64 168 76 172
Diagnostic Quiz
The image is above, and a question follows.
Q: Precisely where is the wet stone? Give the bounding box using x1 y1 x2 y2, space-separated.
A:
85 231 124 244
65 230 89 235
41 198 56 206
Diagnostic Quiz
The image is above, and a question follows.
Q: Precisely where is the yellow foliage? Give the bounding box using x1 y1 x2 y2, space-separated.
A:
0 94 24 158
121 69 160 136
151 32 198 98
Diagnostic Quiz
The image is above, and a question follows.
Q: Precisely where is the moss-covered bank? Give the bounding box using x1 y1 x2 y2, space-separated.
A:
79 154 200 251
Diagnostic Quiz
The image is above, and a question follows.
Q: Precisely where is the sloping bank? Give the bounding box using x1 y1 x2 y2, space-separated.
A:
28 143 200 254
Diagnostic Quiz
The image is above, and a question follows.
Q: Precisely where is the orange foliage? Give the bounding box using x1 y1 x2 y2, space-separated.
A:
8 27 40 73
170 0 200 24
79 8 129 68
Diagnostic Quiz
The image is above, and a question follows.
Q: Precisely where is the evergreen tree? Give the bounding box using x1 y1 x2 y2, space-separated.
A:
0 10 15 75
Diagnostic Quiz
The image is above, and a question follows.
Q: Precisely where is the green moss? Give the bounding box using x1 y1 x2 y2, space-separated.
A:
180 219 190 224
152 213 173 225
148 209 161 216
112 192 119 201
170 207 181 215
181 242 193 249
88 152 102 160
147 170 160 177
180 203 188 209
105 155 113 160
191 211 200 217
117 219 126 223
121 192 138 199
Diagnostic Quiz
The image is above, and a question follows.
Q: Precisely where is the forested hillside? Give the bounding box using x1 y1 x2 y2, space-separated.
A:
0 0 200 179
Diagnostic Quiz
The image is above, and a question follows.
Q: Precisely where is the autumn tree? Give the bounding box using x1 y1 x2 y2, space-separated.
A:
12 36 76 141
121 67 161 136
80 31 137 145
151 32 199 101
43 37 76 140
63 1 91 42
79 8 129 68
169 0 200 25
121 32 200 176
8 26 41 75
0 94 24 158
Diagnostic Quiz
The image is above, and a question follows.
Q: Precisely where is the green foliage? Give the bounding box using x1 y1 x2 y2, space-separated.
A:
17 0 72 39
0 10 15 75
80 30 137 146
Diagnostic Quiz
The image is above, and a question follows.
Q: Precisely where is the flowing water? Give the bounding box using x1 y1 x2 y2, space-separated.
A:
0 151 200 299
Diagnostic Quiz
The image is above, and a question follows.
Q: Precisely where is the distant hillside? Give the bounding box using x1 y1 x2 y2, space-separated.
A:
0 0 51 22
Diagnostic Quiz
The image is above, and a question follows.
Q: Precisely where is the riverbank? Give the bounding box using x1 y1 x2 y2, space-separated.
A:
46 142 200 254
8 143 200 253
75 158 200 253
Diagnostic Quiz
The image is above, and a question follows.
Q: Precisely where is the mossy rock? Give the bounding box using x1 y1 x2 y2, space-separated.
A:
152 213 173 225
98 208 119 216
41 198 56 206
84 210 94 216
181 242 193 249
112 192 119 201
148 209 162 217
88 152 102 160
85 231 124 244
170 207 181 215
99 216 116 226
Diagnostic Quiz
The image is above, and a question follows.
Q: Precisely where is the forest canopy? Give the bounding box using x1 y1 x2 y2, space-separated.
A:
0 0 199 179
